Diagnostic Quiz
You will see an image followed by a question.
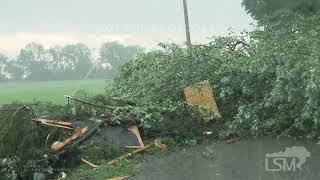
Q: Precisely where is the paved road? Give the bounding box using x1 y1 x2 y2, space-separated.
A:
133 137 320 180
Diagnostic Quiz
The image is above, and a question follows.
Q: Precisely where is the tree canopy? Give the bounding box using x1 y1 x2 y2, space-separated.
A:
111 14 320 137
242 0 320 24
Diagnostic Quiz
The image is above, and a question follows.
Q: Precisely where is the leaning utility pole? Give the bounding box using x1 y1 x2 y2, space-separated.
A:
183 0 191 46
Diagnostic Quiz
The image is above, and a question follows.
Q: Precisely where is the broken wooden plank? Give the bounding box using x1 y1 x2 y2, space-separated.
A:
108 139 166 165
32 118 74 130
81 158 100 169
107 176 130 180
32 118 72 126
107 144 153 165
154 138 167 149
41 122 74 130
51 127 88 151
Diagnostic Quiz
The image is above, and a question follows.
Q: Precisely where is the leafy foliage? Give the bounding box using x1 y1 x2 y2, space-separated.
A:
2 4 320 179
71 93 216 139
242 0 320 24
111 15 320 138
0 156 19 179
0 100 109 180
0 102 75 176
246 15 320 136
80 140 128 163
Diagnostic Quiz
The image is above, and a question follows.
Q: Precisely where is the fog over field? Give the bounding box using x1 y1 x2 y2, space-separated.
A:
0 0 253 56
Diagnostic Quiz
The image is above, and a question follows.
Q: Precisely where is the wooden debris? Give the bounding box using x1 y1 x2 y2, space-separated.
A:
108 144 153 165
126 125 145 149
74 122 105 145
107 139 166 165
41 122 74 130
81 158 100 169
51 127 88 151
107 176 130 180
32 118 72 126
184 80 219 122
32 118 74 130
154 138 167 149
75 127 85 136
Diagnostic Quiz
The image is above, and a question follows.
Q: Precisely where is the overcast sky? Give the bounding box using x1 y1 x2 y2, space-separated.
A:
0 0 254 56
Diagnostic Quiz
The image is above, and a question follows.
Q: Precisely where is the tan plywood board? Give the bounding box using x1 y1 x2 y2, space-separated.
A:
184 80 219 117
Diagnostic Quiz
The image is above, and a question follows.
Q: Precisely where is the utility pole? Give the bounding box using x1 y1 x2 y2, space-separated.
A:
183 0 191 46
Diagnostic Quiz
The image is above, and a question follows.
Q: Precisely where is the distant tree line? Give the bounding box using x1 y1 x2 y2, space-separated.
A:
0 42 143 81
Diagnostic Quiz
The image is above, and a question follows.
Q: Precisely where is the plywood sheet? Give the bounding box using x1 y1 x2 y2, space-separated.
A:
184 80 219 120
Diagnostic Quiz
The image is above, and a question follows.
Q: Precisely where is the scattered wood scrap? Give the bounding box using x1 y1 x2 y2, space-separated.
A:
154 138 167 149
51 127 88 151
81 158 100 169
108 144 153 165
107 176 130 180
108 139 166 165
33 116 147 152
32 118 73 130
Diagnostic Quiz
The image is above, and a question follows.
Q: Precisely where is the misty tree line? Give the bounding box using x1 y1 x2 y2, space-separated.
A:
0 42 143 81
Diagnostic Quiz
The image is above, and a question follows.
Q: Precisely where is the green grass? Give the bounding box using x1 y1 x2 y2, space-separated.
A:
0 79 109 106
67 159 138 180
66 138 177 180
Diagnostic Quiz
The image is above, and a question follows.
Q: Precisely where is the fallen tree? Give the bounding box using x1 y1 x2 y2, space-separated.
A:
110 14 320 138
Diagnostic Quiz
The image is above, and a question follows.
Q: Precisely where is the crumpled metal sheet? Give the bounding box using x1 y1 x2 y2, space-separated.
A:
101 125 144 148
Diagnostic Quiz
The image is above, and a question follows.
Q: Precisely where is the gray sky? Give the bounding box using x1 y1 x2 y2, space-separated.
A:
0 0 254 56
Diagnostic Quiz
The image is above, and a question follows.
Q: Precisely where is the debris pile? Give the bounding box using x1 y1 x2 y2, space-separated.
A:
0 80 220 179
32 113 146 165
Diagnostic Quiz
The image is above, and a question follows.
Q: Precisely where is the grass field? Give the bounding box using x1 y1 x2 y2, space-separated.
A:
0 79 109 106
